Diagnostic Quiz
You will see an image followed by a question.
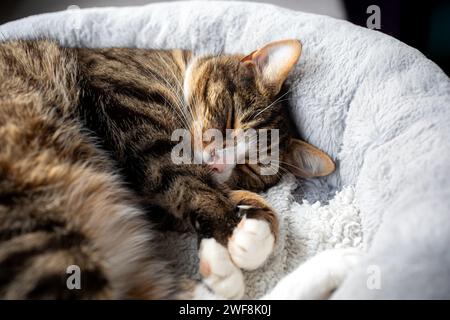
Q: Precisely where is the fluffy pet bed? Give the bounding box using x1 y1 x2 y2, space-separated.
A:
1 1 450 299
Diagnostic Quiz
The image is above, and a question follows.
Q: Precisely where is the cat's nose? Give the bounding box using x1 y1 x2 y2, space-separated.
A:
204 149 226 173
210 162 226 173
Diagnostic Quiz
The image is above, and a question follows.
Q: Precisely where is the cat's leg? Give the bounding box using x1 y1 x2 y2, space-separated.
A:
198 238 245 299
197 190 278 299
227 190 278 270
262 248 362 299
121 157 247 298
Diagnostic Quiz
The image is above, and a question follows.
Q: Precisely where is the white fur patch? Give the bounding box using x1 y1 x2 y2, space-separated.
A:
198 238 245 299
262 248 362 299
192 283 221 300
228 217 275 270
183 57 197 104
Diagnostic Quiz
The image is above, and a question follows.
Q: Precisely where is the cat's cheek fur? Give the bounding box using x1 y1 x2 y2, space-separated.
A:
198 238 245 299
228 217 275 270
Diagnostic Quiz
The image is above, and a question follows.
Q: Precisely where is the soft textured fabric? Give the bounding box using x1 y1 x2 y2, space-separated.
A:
158 175 362 299
1 1 449 299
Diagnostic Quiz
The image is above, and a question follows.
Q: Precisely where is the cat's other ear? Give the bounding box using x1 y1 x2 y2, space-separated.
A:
241 39 302 95
284 138 335 178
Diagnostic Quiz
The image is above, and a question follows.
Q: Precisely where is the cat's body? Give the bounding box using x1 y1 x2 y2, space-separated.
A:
0 40 191 298
0 39 352 300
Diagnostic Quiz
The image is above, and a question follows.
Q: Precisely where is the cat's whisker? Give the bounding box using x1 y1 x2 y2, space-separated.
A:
160 80 190 128
162 98 191 130
155 52 194 129
270 159 310 175
165 54 197 125
250 77 305 121
262 162 292 178
251 90 292 120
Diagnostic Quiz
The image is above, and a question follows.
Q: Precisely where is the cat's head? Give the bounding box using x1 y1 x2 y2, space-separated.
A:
182 39 335 191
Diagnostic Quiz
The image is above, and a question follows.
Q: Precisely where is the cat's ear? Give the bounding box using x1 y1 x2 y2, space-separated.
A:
241 39 302 95
284 138 335 178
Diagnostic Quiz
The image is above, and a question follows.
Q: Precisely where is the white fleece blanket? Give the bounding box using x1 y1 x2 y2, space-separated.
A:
159 174 362 299
1 1 450 299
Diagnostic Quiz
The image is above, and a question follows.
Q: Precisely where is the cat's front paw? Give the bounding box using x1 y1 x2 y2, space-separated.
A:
227 191 278 271
228 214 275 270
199 238 245 299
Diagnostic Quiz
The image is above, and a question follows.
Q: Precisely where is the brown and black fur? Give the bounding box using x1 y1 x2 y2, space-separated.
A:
0 40 193 299
75 46 241 242
0 39 333 299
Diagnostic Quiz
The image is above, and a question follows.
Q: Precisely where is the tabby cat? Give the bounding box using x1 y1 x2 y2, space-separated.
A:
0 39 336 299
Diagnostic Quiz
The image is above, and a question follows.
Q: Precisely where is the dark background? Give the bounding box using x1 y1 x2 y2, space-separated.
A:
0 0 449 75
343 0 450 75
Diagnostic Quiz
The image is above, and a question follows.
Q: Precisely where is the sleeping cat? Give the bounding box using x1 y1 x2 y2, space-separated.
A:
0 38 357 299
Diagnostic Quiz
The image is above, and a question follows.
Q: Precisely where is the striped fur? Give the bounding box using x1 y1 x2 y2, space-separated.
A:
0 39 328 299
0 41 188 299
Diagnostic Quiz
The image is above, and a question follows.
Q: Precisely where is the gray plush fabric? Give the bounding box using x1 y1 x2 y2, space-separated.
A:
1 1 449 299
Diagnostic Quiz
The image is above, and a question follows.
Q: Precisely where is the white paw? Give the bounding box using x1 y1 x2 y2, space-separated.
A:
263 247 362 300
301 247 362 299
198 238 245 299
228 217 275 270
314 248 362 287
